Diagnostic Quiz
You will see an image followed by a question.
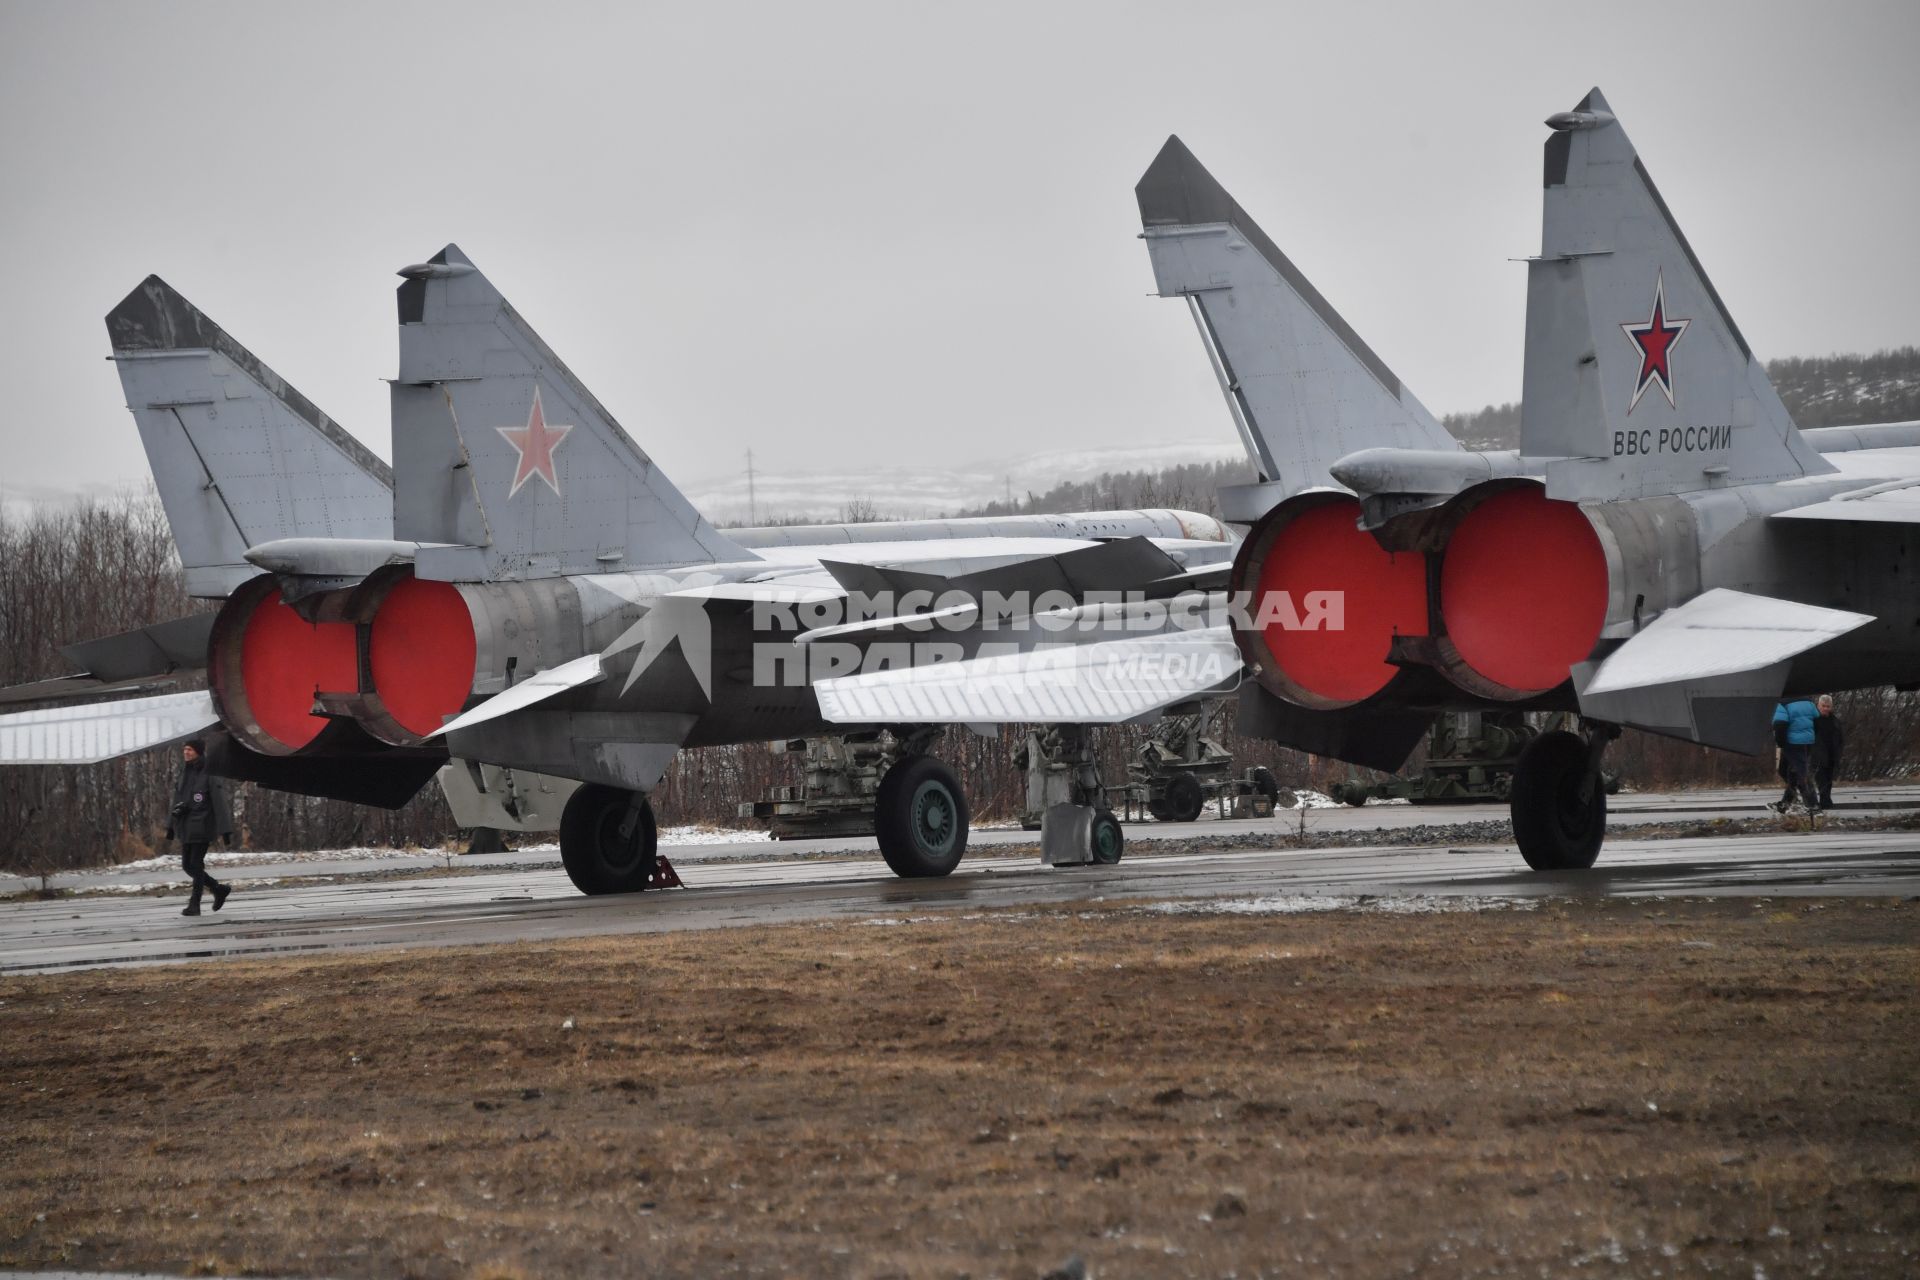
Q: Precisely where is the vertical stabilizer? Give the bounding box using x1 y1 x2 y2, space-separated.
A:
1521 88 1834 499
106 278 394 598
1137 136 1457 509
391 246 752 582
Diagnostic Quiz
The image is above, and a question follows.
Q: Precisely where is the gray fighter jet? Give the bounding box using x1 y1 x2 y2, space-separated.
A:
0 255 1240 891
1140 89 1916 871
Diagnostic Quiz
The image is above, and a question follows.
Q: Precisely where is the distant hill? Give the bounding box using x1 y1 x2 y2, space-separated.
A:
1440 347 1920 451
742 348 1919 526
946 458 1255 522
1767 347 1920 428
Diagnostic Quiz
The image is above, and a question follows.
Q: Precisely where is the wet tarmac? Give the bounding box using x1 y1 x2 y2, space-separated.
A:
4 818 1918 975
10 784 1918 895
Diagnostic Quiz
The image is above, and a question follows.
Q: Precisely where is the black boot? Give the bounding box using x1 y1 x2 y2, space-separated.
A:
212 883 230 912
182 901 202 917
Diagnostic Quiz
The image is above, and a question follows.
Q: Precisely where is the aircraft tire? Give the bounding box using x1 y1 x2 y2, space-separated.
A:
1164 772 1205 823
1090 810 1125 864
559 784 660 894
875 756 969 878
1510 730 1605 871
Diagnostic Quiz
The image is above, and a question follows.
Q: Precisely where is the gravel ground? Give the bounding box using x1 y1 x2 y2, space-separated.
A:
1 897 1914 1277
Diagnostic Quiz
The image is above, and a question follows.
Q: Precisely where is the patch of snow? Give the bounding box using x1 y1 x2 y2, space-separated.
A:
85 824 763 876
1141 893 1538 916
657 824 768 847
110 846 436 873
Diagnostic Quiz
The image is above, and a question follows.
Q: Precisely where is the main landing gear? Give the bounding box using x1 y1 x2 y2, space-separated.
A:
1509 724 1617 871
874 754 971 877
558 783 681 895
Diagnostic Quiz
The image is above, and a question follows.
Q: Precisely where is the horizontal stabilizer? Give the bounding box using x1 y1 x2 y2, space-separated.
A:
823 537 1185 604
429 654 605 737
1583 589 1871 696
0 691 217 764
1137 135 1455 499
818 560 950 600
1773 480 1920 524
662 580 847 608
796 600 981 646
106 277 393 597
0 674 180 708
814 628 1242 725
944 536 1184 598
1149 562 1232 595
1575 665 1787 756
60 613 215 684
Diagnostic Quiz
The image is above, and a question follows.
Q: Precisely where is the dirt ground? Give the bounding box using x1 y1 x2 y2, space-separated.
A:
1 897 1915 1279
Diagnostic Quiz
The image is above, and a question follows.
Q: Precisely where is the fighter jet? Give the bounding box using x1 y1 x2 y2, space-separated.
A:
1142 89 1915 871
0 255 1240 891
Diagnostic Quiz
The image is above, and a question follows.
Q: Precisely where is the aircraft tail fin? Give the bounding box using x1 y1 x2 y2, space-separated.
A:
105 278 395 598
390 246 752 582
1522 88 1835 499
1137 136 1457 517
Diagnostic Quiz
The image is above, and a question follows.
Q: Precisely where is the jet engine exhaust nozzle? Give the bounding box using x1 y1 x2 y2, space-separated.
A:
1230 494 1428 710
1434 486 1609 699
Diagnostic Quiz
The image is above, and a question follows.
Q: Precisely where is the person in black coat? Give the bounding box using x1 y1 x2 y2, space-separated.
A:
168 738 235 916
1812 694 1845 811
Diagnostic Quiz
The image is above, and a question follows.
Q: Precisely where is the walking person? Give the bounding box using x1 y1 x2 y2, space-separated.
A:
1812 694 1845 811
168 738 234 916
1770 699 1819 815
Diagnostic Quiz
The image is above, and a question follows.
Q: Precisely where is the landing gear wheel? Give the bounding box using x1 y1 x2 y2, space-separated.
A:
1090 810 1125 864
1510 730 1605 871
875 756 969 878
558 784 659 894
1163 772 1205 823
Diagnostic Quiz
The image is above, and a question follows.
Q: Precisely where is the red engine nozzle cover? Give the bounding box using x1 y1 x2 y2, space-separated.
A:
214 579 359 753
1438 486 1607 695
1235 496 1428 708
367 576 478 740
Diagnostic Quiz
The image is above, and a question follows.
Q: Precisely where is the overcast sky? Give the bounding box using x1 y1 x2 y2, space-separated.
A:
2 0 1915 514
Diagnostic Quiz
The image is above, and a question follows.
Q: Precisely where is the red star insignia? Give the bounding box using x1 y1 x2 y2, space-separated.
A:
496 387 574 498
1620 271 1691 413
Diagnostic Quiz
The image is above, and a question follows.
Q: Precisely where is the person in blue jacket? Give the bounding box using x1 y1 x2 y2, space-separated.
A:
1770 699 1819 814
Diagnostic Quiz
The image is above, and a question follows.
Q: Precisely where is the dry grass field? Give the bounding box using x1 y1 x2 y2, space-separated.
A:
1 897 1915 1278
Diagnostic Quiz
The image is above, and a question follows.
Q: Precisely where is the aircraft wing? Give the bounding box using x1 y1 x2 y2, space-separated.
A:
0 691 218 764
1772 480 1920 524
813 627 1243 726
1572 590 1872 754
1582 589 1872 696
429 655 606 737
